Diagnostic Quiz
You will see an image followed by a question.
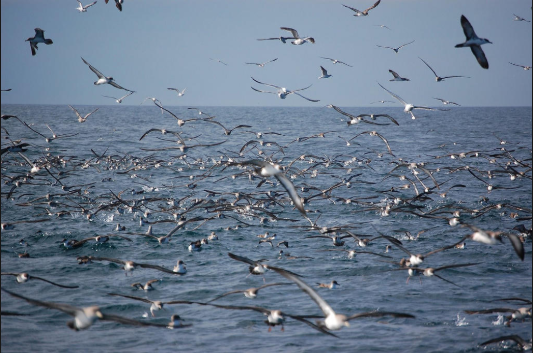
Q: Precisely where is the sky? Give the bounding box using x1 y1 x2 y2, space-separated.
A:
1 0 532 107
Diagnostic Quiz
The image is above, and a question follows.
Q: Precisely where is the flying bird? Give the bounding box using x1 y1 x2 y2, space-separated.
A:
342 0 381 17
25 28 53 56
251 77 319 102
509 62 531 70
388 70 410 81
76 0 97 12
419 57 470 82
68 105 99 123
102 90 135 103
245 58 278 67
455 15 492 69
378 83 436 119
318 66 332 79
167 88 186 96
434 98 461 106
376 40 415 54
81 57 133 91
280 27 315 45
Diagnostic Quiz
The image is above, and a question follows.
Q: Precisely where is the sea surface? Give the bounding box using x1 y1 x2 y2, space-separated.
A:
1 104 532 353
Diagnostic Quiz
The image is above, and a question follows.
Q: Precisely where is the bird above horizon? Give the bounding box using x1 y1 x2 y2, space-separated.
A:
245 58 278 68
81 57 133 91
455 15 492 69
320 57 352 67
419 57 470 82
280 27 315 45
377 40 415 54
25 28 53 56
342 0 381 17
388 69 410 82
378 82 436 119
251 77 319 102
76 0 97 12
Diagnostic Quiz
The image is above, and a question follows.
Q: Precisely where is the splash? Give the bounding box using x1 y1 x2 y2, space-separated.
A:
455 313 468 326
492 314 505 326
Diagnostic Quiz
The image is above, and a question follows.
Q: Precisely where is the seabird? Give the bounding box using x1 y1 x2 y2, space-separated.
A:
513 14 531 22
280 27 315 45
167 87 187 96
107 293 192 317
480 335 532 350
26 28 53 56
245 58 278 67
81 57 133 91
102 90 135 103
455 15 492 69
376 40 415 54
1 272 78 289
173 260 187 274
268 266 414 331
378 82 436 119
342 0 381 17
256 36 295 44
207 283 293 303
76 0 97 12
83 256 181 276
251 77 319 102
434 98 461 106
2 288 175 330
131 279 160 291
210 58 228 66
419 57 470 82
318 66 332 79
320 57 352 67
68 105 99 123
317 280 340 289
388 70 410 81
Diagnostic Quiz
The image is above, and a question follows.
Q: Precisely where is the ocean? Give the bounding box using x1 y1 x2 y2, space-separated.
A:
1 104 531 352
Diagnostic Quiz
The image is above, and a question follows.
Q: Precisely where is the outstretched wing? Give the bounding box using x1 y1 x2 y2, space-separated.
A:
81 57 105 79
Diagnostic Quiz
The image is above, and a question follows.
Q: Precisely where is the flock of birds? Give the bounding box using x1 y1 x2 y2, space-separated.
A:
2 1 532 351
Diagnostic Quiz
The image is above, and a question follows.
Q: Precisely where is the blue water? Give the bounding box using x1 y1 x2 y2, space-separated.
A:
1 104 531 352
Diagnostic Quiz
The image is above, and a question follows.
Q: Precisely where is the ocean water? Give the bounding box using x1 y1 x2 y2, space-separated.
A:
1 104 531 353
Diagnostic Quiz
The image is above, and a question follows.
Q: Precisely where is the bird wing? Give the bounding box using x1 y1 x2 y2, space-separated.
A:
251 87 276 94
470 45 489 69
1 288 79 316
365 0 381 12
433 263 480 272
107 293 153 304
109 81 132 91
465 308 516 315
389 70 401 79
419 57 438 77
376 114 399 126
228 252 259 266
251 77 282 90
206 290 245 303
378 83 407 106
399 40 415 49
342 4 361 14
460 15 477 40
137 263 176 274
86 1 97 8
286 315 340 337
99 313 168 327
280 27 299 39
480 335 528 349
507 233 525 261
293 92 320 102
347 311 414 321
268 266 336 318
89 257 126 265
68 105 83 120
30 276 79 289
84 108 99 119
81 57 105 79
274 172 306 215
320 66 328 75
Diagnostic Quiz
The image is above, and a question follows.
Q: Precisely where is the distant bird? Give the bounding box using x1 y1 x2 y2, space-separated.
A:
81 57 133 91
388 70 410 81
370 100 395 104
1 272 78 289
25 28 53 56
434 98 461 106
76 0 97 12
210 58 228 66
167 87 186 96
509 62 531 71
378 82 436 119
419 57 469 82
68 105 99 123
245 58 278 67
102 91 135 103
377 40 415 54
374 24 391 30
342 0 381 17
280 27 315 45
205 120 252 136
455 15 492 69
317 280 340 290
251 77 319 102
318 66 332 79
207 283 292 303
1 89 12 92
320 57 352 67
513 14 531 22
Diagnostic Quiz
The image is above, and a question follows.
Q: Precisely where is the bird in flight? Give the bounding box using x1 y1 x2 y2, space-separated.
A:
342 0 381 17
26 28 53 56
81 57 133 91
419 57 470 82
376 40 415 54
455 15 492 69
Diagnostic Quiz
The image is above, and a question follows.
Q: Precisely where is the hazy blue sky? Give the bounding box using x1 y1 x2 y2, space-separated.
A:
1 0 532 107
